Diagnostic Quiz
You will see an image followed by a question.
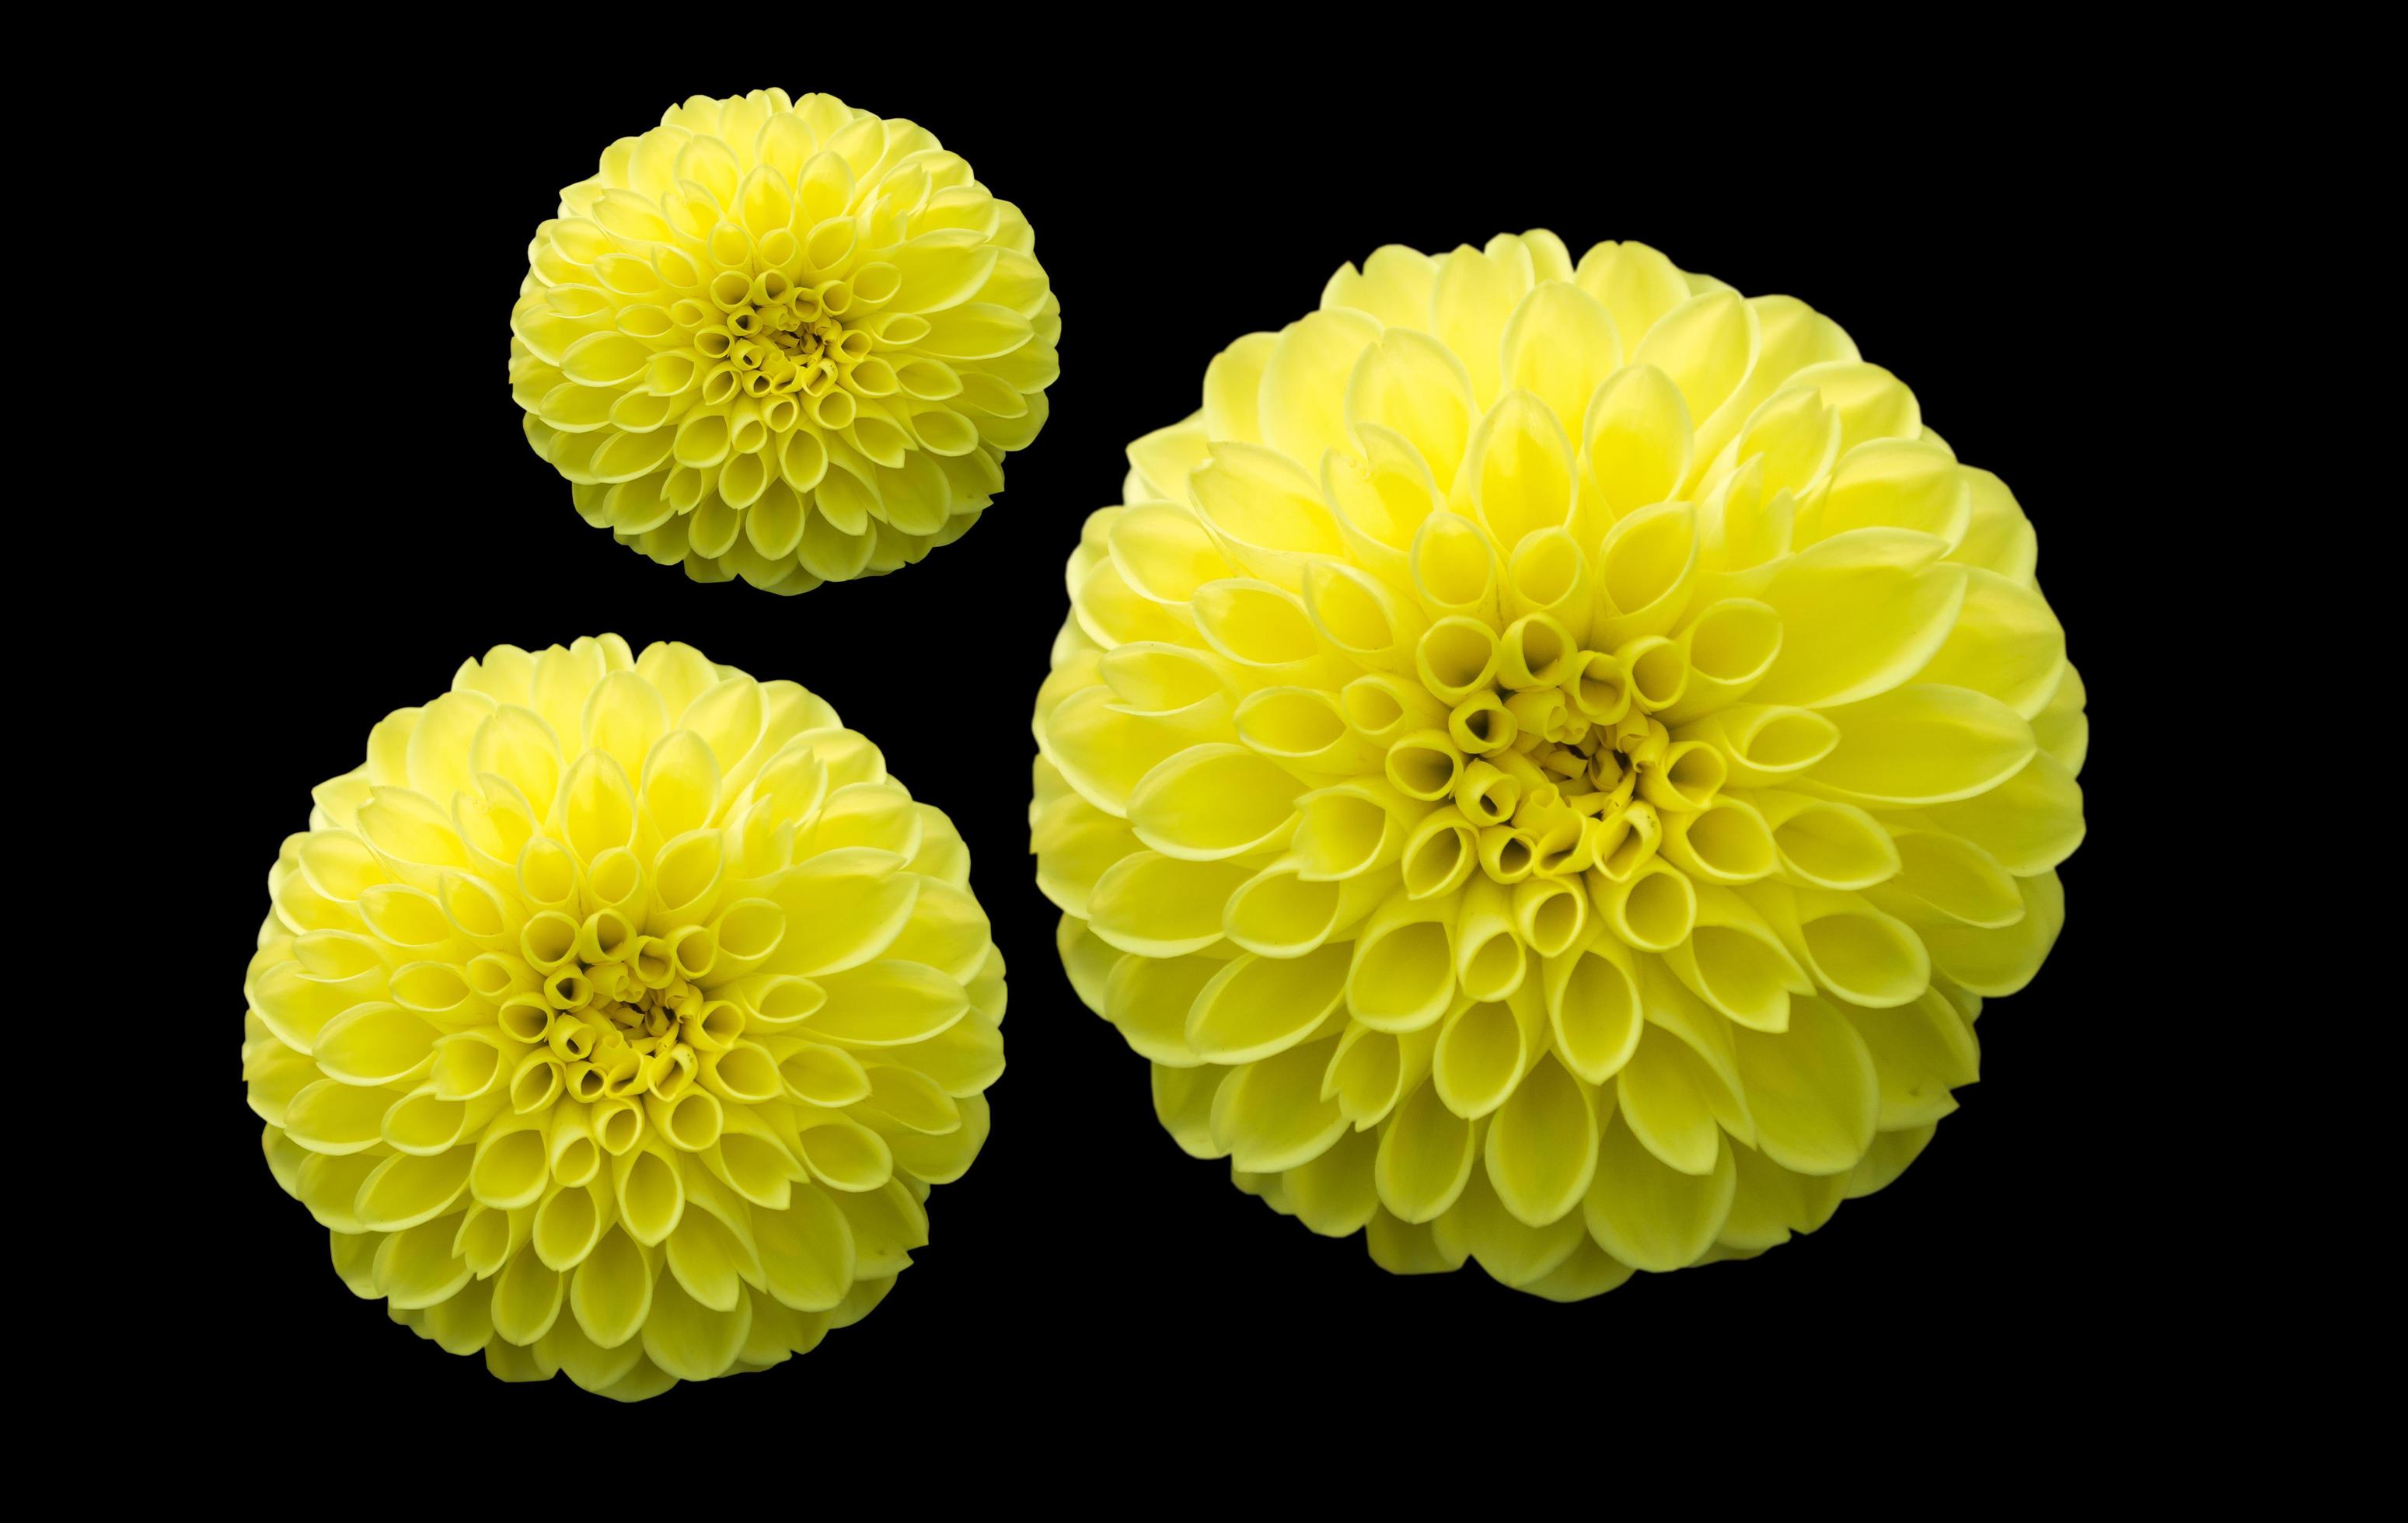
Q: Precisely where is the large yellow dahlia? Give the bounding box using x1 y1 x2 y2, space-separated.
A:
244 636 1004 1397
1031 232 2085 1298
510 90 1059 594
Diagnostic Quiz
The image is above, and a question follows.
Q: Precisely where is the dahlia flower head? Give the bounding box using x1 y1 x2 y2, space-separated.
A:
511 90 1059 594
1031 232 2085 1298
244 636 1005 1398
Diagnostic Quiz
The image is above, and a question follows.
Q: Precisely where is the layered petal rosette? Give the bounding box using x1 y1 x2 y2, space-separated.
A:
245 636 1004 1397
511 90 1059 594
1031 233 2085 1298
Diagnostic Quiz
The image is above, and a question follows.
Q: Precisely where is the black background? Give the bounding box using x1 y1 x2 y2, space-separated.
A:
200 71 2158 1424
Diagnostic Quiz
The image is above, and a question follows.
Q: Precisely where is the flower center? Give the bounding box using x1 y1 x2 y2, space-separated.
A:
725 291 868 401
1468 707 1672 877
538 947 733 1105
1397 617 1726 888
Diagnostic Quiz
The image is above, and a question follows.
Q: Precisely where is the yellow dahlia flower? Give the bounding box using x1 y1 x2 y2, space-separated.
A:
1031 232 2085 1298
244 636 1003 1397
510 90 1059 594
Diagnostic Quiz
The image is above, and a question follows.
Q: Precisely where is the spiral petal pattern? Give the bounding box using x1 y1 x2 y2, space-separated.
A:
246 636 1004 1396
511 90 1059 594
1031 232 2083 1297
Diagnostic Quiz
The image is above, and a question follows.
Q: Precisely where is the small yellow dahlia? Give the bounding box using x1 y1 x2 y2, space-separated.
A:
510 90 1059 594
1031 232 2085 1298
245 636 1003 1397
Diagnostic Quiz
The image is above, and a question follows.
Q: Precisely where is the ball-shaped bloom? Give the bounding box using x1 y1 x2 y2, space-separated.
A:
1031 232 2085 1298
245 636 1004 1397
510 90 1059 594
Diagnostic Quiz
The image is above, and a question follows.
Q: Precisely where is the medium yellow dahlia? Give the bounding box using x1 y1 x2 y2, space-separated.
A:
510 90 1059 594
244 636 1003 1397
1031 232 2085 1298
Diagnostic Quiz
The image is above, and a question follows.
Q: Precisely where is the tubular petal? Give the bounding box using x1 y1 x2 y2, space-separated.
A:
1731 996 1879 1176
1188 947 1352 1066
1483 1054 1598 1227
1373 1077 1478 1224
1583 1111 1736 1272
1431 1166 1588 1288
1211 1039 1350 1173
